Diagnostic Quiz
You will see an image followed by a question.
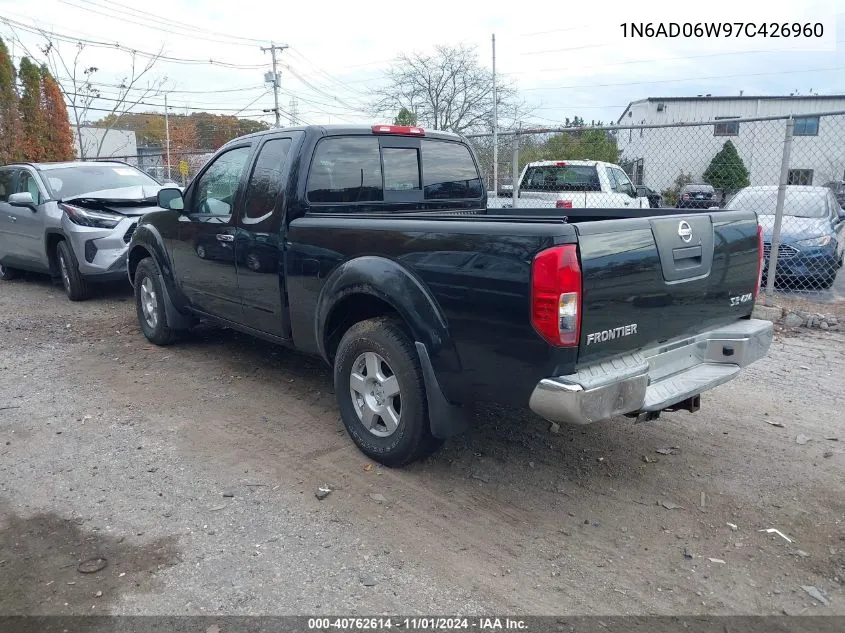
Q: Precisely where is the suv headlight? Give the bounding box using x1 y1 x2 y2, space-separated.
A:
795 235 832 248
60 203 122 229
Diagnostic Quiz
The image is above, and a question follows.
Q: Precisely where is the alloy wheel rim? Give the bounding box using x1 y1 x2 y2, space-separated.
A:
349 351 402 438
139 276 159 329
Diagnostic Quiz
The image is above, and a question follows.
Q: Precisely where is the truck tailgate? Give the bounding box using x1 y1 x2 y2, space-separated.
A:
575 210 760 366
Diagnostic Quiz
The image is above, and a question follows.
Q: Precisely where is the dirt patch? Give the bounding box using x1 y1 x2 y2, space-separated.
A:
0 501 179 615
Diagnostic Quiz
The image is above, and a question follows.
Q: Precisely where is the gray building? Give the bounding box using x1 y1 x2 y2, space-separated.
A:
617 95 845 192
73 126 138 163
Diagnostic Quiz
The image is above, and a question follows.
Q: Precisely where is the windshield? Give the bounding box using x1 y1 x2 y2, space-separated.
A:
42 165 160 199
726 189 827 218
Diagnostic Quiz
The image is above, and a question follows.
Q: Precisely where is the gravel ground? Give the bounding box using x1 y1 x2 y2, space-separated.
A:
1 274 844 616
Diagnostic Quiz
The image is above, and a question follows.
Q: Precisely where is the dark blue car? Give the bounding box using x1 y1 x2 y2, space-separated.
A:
726 185 845 289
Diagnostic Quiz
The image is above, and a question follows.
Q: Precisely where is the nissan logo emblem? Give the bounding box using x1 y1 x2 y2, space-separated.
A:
678 221 693 243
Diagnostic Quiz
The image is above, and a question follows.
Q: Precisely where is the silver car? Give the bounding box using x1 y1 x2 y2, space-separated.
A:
0 161 170 300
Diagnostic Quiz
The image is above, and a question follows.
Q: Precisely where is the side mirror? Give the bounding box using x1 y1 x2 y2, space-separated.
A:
157 187 184 211
8 192 36 210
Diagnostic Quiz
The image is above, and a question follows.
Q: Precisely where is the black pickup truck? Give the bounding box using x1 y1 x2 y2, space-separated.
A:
127 124 772 466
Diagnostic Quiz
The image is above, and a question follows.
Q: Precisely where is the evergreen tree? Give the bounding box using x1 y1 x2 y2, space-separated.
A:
393 107 417 126
703 140 750 200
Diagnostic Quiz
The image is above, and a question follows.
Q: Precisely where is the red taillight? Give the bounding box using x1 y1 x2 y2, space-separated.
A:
555 200 573 209
555 161 567 167
531 245 582 347
754 224 764 298
682 193 690 200
371 124 425 136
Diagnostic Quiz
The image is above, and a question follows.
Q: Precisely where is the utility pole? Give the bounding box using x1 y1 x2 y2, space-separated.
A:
164 93 171 180
261 42 289 127
492 34 498 197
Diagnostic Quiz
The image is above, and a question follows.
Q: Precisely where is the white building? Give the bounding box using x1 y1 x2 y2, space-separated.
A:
617 95 845 193
73 126 138 163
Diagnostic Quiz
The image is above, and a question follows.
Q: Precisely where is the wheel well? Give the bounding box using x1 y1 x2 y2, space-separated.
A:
324 294 409 361
128 246 152 284
45 233 64 275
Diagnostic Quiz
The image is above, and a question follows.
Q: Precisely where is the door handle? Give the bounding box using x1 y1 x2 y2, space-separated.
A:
9 216 16 222
216 234 234 242
623 202 630 206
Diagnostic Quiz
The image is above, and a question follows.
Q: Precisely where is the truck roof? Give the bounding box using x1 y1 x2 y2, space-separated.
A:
231 124 465 145
524 160 616 168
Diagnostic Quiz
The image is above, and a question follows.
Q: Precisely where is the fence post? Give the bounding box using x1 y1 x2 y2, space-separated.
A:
764 116 794 305
511 129 520 209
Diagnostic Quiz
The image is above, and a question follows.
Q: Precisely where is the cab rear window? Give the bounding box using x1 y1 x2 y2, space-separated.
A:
521 165 600 192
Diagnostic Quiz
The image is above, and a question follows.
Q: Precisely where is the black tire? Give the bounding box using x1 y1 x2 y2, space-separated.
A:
0 263 20 280
334 317 442 467
134 257 177 346
56 240 92 301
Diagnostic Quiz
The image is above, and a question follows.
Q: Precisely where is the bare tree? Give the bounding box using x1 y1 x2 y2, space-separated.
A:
39 40 167 159
373 44 529 135
7 25 167 159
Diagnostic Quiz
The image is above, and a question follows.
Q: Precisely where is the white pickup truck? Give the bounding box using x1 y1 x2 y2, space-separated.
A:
489 159 651 210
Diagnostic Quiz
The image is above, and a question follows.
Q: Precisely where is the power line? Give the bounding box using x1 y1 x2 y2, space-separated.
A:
64 87 269 109
287 49 369 98
59 0 265 46
521 65 845 91
282 64 370 112
55 0 259 48
62 91 269 114
527 39 845 74
1 17 267 68
233 90 272 117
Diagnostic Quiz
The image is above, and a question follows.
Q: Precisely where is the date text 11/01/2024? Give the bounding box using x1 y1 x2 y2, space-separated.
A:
307 618 528 630
620 22 824 38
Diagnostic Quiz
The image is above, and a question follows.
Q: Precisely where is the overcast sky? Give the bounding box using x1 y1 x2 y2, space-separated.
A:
1 0 842 130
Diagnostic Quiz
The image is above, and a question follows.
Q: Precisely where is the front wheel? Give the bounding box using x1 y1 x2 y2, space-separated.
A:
56 240 92 301
333 317 442 467
134 257 177 345
0 264 20 280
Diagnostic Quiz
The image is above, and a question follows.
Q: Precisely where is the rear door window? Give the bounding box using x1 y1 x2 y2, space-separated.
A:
307 137 383 204
421 140 482 200
242 138 293 225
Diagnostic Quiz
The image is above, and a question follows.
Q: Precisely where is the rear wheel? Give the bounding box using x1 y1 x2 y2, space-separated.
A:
134 257 177 345
333 317 442 467
56 240 92 301
0 264 20 280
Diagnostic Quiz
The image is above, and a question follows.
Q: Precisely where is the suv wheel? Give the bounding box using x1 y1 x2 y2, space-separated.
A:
134 257 177 346
333 317 442 467
56 240 92 301
0 264 20 280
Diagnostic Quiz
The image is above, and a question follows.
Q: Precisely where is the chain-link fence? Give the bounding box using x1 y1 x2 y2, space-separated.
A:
81 150 214 186
468 111 845 298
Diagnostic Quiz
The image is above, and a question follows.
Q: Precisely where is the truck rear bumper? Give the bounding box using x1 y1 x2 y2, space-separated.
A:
528 318 773 425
